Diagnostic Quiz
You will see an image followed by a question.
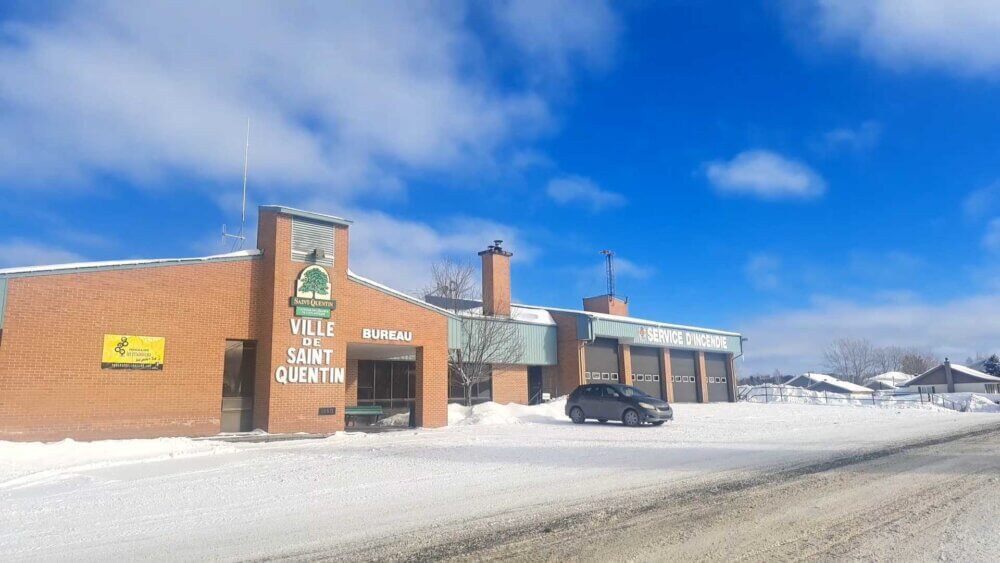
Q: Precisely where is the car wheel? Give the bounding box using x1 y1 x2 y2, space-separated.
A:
570 407 586 424
622 409 641 427
650 421 665 426
598 418 608 424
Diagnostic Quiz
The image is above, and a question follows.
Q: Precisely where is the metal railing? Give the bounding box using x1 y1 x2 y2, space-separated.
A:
738 384 970 412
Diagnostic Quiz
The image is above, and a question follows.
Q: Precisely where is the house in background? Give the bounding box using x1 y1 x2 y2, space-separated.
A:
785 372 874 395
899 360 1000 395
864 371 913 391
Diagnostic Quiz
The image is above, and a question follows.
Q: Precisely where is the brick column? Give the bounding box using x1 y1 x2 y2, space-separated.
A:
619 343 632 385
696 351 709 403
492 364 528 404
661 348 674 403
415 346 448 427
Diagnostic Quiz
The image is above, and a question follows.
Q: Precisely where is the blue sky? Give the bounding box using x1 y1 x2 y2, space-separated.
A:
1 1 999 373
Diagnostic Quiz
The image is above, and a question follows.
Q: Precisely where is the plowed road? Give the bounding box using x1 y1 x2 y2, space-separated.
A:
339 426 1000 562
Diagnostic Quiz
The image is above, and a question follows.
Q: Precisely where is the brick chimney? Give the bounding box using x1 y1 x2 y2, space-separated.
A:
583 294 629 317
479 240 512 317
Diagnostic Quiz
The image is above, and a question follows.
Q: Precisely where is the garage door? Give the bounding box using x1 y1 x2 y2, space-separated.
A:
705 352 731 402
669 349 699 402
630 346 664 399
584 338 620 385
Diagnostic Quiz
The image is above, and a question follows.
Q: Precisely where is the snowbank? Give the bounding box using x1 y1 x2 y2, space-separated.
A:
0 437 237 489
448 397 568 425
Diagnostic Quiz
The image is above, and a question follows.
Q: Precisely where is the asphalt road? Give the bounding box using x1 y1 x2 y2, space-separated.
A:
323 424 1000 563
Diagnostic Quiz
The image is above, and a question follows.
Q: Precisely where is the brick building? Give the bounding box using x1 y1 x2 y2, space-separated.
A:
0 205 743 441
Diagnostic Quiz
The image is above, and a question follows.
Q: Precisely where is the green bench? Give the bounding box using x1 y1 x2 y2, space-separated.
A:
345 405 384 426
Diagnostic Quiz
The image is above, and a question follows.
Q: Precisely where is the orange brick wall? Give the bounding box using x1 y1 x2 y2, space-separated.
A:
551 312 585 396
0 207 452 441
582 295 628 316
0 258 264 441
345 358 359 408
491 364 528 404
480 250 511 317
254 210 450 433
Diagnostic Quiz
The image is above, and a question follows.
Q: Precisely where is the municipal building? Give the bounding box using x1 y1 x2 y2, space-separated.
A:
0 206 743 441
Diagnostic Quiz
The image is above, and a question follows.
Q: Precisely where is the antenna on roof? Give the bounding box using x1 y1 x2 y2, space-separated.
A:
222 117 251 251
600 249 615 297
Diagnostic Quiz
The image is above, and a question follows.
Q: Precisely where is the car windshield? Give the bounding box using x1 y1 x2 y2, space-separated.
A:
615 385 650 398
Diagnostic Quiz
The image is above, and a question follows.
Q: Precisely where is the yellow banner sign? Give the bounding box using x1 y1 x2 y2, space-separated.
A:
101 335 165 370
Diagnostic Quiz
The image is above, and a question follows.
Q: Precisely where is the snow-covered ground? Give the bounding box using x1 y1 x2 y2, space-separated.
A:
1 400 998 561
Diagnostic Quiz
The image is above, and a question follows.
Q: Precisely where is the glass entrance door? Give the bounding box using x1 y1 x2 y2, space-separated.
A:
221 340 256 432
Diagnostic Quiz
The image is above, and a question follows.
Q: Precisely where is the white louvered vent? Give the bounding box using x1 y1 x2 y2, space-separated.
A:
291 217 335 266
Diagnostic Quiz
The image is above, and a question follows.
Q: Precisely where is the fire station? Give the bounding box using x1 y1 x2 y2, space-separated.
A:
0 205 743 441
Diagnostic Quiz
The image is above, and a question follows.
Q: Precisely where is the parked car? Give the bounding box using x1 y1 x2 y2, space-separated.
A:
565 383 673 426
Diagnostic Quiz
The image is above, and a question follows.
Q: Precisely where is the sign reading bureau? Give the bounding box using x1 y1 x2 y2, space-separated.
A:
101 334 165 370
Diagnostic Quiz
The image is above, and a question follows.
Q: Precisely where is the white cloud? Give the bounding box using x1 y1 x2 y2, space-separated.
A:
0 240 84 267
963 182 1000 219
984 218 1000 253
744 253 781 291
489 0 619 78
704 150 826 199
739 293 1000 374
822 120 882 151
546 175 626 211
0 2 618 196
298 202 534 296
793 0 1000 76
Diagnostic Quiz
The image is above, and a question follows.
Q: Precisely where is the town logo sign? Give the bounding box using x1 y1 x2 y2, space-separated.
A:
290 265 336 318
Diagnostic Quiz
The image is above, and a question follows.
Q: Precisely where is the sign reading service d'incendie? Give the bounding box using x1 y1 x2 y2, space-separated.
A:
101 334 165 370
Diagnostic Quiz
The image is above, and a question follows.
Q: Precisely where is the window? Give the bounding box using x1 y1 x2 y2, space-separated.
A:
611 373 619 381
602 372 610 380
653 375 659 382
584 372 591 380
362 360 417 408
448 365 493 404
222 341 256 398
985 383 998 393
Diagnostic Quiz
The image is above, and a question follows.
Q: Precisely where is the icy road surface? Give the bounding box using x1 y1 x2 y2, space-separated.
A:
1 401 998 561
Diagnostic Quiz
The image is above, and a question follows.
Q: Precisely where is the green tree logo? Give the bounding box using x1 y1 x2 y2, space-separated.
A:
300 268 329 298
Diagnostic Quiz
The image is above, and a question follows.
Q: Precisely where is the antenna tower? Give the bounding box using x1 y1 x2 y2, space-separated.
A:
600 249 615 297
222 118 251 251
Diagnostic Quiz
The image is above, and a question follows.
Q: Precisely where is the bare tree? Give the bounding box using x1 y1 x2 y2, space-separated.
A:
823 338 877 383
425 260 478 308
426 260 525 406
898 349 937 375
871 346 906 374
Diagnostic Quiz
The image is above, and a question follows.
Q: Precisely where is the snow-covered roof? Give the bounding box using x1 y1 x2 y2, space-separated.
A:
0 250 262 278
346 270 456 318
456 304 556 326
902 363 1000 386
422 296 556 326
786 372 838 386
870 371 913 387
817 379 875 394
785 372 872 393
949 363 1000 381
522 304 741 337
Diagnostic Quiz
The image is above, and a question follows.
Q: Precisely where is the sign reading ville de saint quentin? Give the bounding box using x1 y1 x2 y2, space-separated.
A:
273 265 344 385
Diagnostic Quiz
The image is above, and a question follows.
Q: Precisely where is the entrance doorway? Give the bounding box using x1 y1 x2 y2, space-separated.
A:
528 366 544 405
221 340 256 432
